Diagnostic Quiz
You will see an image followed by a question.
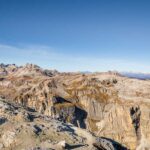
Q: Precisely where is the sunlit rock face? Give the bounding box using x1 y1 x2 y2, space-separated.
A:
0 64 150 149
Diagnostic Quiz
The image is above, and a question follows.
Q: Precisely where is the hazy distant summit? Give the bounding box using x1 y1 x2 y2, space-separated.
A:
121 72 150 80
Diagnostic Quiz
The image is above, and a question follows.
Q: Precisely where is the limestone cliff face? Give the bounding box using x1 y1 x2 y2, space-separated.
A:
0 64 150 149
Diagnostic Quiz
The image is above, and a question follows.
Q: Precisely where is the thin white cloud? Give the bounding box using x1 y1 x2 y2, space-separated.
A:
0 44 149 72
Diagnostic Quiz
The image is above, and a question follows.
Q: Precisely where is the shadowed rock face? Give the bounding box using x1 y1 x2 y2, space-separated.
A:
0 117 7 125
0 64 150 149
93 137 128 150
130 106 141 143
50 96 87 128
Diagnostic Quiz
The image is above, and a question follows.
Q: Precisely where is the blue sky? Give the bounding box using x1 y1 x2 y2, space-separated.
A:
0 0 150 72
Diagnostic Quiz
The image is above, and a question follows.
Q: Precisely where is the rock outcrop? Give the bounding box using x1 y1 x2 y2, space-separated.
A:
0 64 150 149
0 98 125 150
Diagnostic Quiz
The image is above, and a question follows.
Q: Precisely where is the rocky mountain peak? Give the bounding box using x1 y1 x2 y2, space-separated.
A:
0 63 150 150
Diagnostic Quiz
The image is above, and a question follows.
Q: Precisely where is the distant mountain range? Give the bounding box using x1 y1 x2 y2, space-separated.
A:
81 71 150 80
121 72 150 80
